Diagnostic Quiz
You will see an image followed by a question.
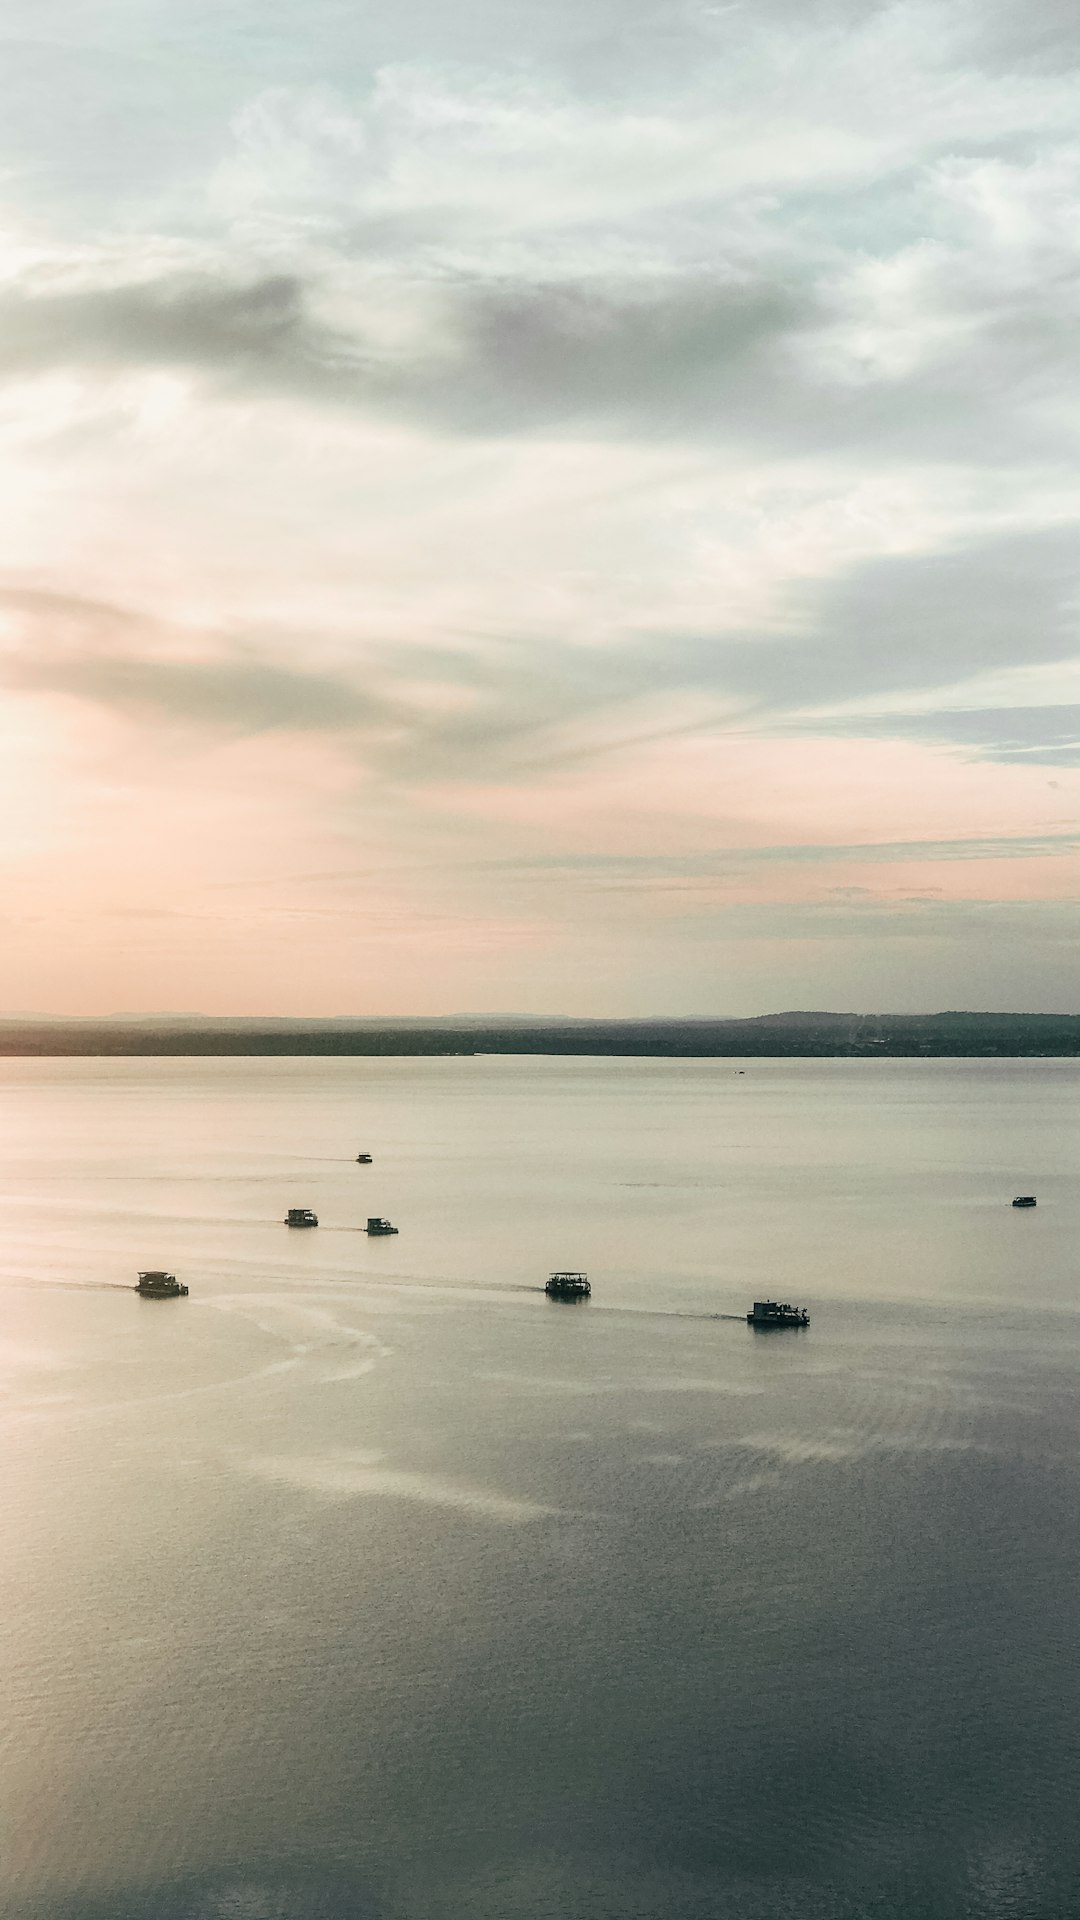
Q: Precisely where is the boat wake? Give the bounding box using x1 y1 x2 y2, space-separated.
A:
0 1277 135 1293
576 1302 747 1324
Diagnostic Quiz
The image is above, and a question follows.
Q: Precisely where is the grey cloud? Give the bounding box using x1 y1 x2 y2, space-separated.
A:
486 832 1080 880
0 585 153 644
990 745 1080 766
16 652 387 734
972 0 1080 71
0 262 817 440
0 272 365 391
701 523 1080 713
405 275 811 435
0 587 621 774
6 0 1080 476
677 896 1080 942
0 583 733 783
451 523 1080 768
783 703 1080 766
503 524 1080 756
0 589 394 736
361 262 1080 461
2 238 1077 472
396 216 1080 455
224 828 1080 894
0 589 545 768
3 518 1078 782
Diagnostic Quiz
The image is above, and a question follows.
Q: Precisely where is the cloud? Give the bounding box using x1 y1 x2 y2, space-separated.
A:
1 0 1080 1014
973 0 1080 71
0 584 685 776
707 523 1080 713
488 832 1080 881
3 29 1080 462
0 589 393 737
0 270 365 397
0 257 815 444
0 221 1074 462
679 897 1080 944
11 646 386 736
3 509 1078 785
787 704 1080 766
401 273 812 437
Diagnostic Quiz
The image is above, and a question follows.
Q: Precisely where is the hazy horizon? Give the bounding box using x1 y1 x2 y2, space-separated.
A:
3 0 1078 1015
1 1006 1080 1024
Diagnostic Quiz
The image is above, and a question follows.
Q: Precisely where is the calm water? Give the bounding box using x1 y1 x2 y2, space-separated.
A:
2 1056 1079 1920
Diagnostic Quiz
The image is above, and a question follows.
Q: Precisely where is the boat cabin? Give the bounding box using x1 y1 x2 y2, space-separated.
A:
545 1271 591 1300
367 1216 399 1235
747 1299 808 1327
136 1271 188 1298
286 1208 319 1228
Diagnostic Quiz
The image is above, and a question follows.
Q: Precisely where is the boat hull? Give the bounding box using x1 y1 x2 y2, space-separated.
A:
746 1300 809 1327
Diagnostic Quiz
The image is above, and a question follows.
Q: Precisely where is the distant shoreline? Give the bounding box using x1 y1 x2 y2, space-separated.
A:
0 1013 1078 1058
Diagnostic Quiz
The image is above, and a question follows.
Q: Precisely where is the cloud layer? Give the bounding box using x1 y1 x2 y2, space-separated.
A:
0 0 1078 1012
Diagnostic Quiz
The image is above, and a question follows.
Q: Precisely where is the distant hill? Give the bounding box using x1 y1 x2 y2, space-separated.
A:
0 1012 1077 1057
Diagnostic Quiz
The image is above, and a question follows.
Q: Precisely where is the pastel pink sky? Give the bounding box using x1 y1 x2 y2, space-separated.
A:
2 0 1079 1014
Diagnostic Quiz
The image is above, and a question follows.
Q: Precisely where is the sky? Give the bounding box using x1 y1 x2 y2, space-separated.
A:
1 0 1079 1017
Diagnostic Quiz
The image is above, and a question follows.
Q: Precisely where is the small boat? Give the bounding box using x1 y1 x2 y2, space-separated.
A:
1012 1195 1037 1208
356 1153 373 1164
136 1271 188 1298
285 1207 319 1228
545 1271 591 1300
366 1216 399 1236
747 1299 808 1328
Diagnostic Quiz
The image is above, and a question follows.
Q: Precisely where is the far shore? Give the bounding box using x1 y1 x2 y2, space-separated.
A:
0 1012 1078 1059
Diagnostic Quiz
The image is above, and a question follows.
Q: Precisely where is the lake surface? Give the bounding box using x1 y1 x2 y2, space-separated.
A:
1 1055 1078 1920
